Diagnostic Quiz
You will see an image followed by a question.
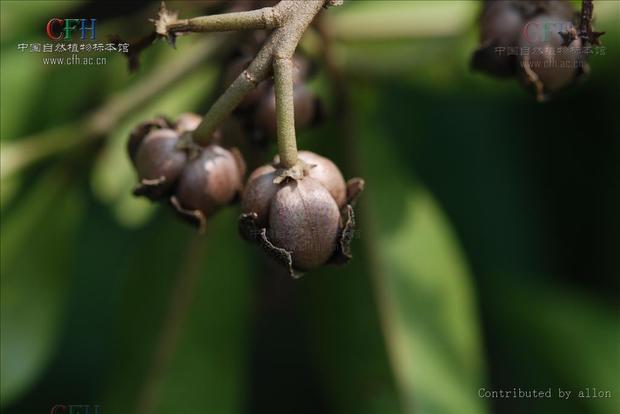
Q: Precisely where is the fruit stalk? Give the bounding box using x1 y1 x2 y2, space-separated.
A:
273 57 298 168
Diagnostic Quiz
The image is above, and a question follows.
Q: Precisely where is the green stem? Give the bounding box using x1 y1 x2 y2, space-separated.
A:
273 57 298 168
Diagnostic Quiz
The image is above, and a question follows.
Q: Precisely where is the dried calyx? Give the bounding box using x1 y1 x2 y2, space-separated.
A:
239 151 364 278
129 113 245 232
471 0 604 100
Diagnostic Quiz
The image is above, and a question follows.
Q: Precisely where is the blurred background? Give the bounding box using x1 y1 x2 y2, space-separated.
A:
1 1 618 413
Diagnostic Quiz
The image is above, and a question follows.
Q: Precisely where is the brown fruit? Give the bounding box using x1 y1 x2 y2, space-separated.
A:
241 163 278 227
240 151 363 273
127 117 170 163
268 178 341 270
471 1 524 77
175 112 202 134
479 1 524 48
518 14 583 93
134 128 187 197
175 145 245 217
297 151 346 208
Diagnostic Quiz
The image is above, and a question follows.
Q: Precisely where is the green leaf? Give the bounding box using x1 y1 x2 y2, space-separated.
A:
1 168 84 406
302 253 403 414
0 173 21 210
0 49 45 141
154 210 253 414
485 275 620 414
329 1 477 40
352 87 488 414
101 209 253 414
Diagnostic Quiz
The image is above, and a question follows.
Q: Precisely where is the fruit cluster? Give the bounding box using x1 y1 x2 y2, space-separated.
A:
129 44 363 277
239 152 364 278
471 0 602 100
128 113 246 231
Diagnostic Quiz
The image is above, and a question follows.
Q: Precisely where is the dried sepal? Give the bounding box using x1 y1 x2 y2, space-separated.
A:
169 195 206 233
329 180 364 265
329 205 356 265
127 116 171 162
239 212 261 242
238 212 302 278
259 228 303 279
586 31 605 46
345 177 365 206
133 128 187 199
133 176 168 199
272 163 307 183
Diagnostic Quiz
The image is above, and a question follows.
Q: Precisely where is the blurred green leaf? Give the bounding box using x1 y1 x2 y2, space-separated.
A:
0 168 84 406
0 174 21 210
101 209 253 414
302 253 403 414
154 210 253 414
329 0 477 40
0 49 45 141
352 86 488 414
0 1 80 45
485 275 620 414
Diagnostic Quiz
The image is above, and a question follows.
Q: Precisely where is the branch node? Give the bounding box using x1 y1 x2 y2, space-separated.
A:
324 0 344 8
191 0 325 153
154 2 179 45
242 69 259 87
262 7 280 29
